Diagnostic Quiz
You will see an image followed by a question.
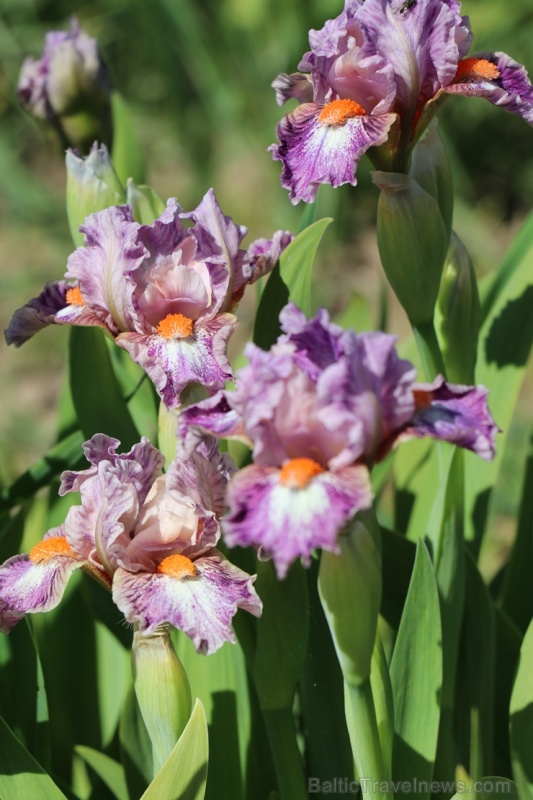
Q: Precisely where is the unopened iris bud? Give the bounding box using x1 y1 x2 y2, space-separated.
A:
318 512 381 686
438 232 480 384
18 18 112 152
66 143 126 245
372 169 449 328
132 628 192 775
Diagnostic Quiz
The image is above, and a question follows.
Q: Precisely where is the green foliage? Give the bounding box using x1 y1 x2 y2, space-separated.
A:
0 713 67 800
390 541 442 796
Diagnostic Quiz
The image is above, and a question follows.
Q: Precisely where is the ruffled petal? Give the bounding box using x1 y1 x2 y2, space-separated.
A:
401 376 498 460
5 280 108 346
167 438 236 519
113 549 262 654
357 0 472 111
182 188 247 263
0 534 82 633
222 463 373 578
117 314 238 409
66 205 146 334
179 392 250 454
270 102 396 203
445 52 533 125
272 72 314 106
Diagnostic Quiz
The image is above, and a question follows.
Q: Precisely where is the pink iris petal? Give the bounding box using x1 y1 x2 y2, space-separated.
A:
167 438 237 520
117 313 238 409
66 205 146 334
0 530 83 634
270 102 396 203
223 463 373 579
112 549 262 655
445 52 533 125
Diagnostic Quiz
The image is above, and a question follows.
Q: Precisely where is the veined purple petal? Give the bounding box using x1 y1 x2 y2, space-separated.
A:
66 205 146 334
279 302 348 378
137 197 185 257
60 435 164 501
272 72 314 106
356 0 472 113
167 438 236 519
270 102 396 203
181 188 247 271
445 52 533 125
179 392 250 455
113 549 262 654
4 280 108 346
239 230 295 288
117 313 238 409
223 463 372 578
402 377 498 460
0 532 82 633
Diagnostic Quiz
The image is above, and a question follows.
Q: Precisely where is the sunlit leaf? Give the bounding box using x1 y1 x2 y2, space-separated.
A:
0 713 67 800
510 619 533 800
390 541 442 796
253 218 333 350
141 699 208 800
75 746 129 800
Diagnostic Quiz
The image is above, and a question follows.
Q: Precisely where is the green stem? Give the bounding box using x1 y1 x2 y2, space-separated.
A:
262 708 309 800
412 320 446 379
345 679 393 800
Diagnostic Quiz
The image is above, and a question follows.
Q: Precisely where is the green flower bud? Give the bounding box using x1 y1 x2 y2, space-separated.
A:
372 168 449 327
318 512 382 687
18 19 112 153
132 628 192 775
127 179 167 225
438 232 481 384
66 142 126 246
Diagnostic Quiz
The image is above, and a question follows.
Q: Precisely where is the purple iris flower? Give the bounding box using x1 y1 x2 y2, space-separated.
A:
5 190 293 409
270 0 533 203
180 303 498 578
0 435 261 655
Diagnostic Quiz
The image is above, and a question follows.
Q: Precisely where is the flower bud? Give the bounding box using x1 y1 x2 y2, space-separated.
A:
66 142 126 245
18 18 112 152
132 628 192 775
318 512 382 686
438 232 481 384
372 169 449 327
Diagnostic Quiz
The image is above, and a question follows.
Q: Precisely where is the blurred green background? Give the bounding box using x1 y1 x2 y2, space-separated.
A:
0 0 532 531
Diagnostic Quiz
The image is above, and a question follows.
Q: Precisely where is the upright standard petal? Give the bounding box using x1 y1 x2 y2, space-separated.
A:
66 205 146 334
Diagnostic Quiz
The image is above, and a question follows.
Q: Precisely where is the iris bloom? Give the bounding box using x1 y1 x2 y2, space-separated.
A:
270 0 533 202
180 303 498 578
0 435 261 655
5 191 293 408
